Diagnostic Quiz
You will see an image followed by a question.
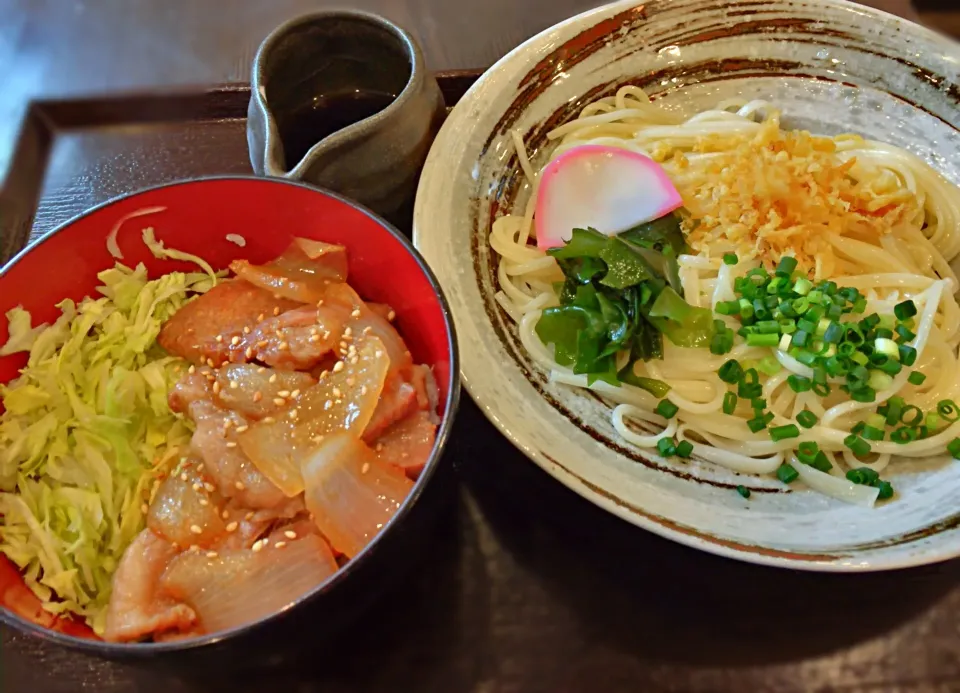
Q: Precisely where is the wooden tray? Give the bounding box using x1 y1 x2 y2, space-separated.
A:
2 70 960 693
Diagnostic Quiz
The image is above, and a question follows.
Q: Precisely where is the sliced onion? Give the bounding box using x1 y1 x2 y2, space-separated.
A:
238 335 390 496
789 454 880 508
160 535 338 634
229 238 347 304
302 432 413 557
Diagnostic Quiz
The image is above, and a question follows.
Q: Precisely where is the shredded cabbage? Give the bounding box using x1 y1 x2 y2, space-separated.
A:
0 261 215 634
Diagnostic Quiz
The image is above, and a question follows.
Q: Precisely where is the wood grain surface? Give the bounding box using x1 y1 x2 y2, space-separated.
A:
4 1 960 693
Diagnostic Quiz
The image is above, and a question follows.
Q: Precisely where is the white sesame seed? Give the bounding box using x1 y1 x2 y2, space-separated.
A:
257 366 265 373
192 482 202 492
198 463 204 472
277 390 290 398
332 387 342 398
253 391 263 402
273 306 281 316
350 356 359 364
288 409 298 420
274 541 287 549
339 341 348 350
274 329 284 339
204 482 216 493
257 313 265 322
324 400 333 410
207 358 215 367
235 425 248 433
226 521 238 532
311 435 324 444
215 335 224 343
290 389 300 398
361 385 368 396
221 510 229 519
226 441 237 448
243 326 251 334
235 481 245 490
278 341 289 351
351 309 361 318
273 397 287 406
141 503 149 514
231 336 241 346
199 498 209 506
188 364 196 374
180 472 188 482
224 419 233 429
333 361 344 373
262 416 275 423
284 530 297 540
245 511 255 521
375 443 384 452
245 346 254 359
212 381 221 394
269 373 278 384
207 551 218 558
229 380 239 390
363 326 372 335
387 310 396 321
344 327 353 337
309 334 321 343
323 330 331 339
190 524 202 535
361 462 370 475
252 540 265 552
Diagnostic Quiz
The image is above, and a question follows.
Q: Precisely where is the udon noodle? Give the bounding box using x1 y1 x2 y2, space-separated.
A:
491 86 960 504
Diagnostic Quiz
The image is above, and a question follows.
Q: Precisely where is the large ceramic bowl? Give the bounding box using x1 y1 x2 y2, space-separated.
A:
413 0 960 571
0 177 460 660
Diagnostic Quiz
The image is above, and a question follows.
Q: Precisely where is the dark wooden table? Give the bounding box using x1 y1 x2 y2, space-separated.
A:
5 1 960 692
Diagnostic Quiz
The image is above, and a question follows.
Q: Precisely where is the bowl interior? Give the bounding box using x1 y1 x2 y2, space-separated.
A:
414 0 960 570
0 177 456 641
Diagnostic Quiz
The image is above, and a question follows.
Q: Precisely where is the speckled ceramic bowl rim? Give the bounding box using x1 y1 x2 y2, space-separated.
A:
0 176 461 655
414 0 960 572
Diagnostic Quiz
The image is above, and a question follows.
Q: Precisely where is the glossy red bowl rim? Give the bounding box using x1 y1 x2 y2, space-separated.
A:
0 176 461 655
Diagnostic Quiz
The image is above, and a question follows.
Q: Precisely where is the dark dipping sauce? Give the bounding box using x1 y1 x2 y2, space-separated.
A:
279 89 396 168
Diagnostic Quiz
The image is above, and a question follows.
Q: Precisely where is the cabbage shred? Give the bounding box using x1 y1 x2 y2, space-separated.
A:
0 262 215 634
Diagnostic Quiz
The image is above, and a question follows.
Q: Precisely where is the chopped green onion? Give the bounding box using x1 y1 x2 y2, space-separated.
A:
895 325 916 342
947 437 960 459
846 467 880 485
797 441 819 464
874 338 899 358
866 413 886 429
860 314 881 331
722 253 738 265
884 396 905 426
736 485 751 498
875 359 902 375
654 399 679 419
675 440 694 458
937 399 960 423
718 359 743 384
776 256 798 276
876 481 894 500
900 405 923 426
756 356 781 376
769 424 800 441
822 322 845 344
787 375 812 393
751 397 767 412
899 344 918 367
753 320 781 334
894 300 917 320
778 333 793 351
794 349 817 366
810 451 833 472
776 463 799 484
851 387 876 403
656 438 676 457
716 300 740 316
890 427 918 444
737 368 761 398
867 371 893 391
792 297 810 315
796 410 818 428
908 371 927 386
793 277 813 295
747 416 768 433
861 425 885 441
851 421 866 435
812 382 831 397
722 392 738 415
746 333 779 347
843 434 871 457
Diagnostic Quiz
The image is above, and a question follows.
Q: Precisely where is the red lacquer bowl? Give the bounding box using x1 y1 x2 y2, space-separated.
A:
0 177 460 657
